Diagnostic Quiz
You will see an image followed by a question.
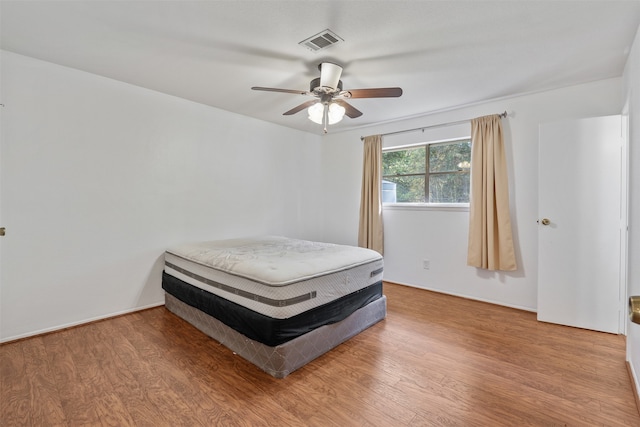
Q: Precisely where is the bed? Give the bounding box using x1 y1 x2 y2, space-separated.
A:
162 235 386 378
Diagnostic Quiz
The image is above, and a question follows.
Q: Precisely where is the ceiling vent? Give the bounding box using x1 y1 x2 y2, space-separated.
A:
299 29 343 52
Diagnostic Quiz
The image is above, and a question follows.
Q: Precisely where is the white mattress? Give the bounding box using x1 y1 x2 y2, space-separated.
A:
164 236 384 319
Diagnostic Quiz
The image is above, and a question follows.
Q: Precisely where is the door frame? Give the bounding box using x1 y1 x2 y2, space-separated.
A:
622 103 630 336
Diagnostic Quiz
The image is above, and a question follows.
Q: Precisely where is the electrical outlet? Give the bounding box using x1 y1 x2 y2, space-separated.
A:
423 259 430 269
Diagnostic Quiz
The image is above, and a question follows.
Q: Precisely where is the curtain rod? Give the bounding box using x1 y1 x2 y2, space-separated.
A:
360 111 508 141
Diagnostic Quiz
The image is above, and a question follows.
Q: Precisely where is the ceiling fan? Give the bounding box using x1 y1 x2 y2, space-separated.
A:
251 63 403 133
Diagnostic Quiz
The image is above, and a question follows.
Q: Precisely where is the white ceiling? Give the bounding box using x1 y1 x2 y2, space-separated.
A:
2 1 640 135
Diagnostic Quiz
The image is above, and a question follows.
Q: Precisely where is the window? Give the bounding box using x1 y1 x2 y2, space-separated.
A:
382 139 471 204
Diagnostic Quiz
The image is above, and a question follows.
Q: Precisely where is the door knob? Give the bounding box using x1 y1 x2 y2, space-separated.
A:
540 218 551 226
0 227 4 236
630 296 640 324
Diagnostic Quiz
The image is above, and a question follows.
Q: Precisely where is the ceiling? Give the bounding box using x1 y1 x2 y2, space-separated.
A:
2 1 640 135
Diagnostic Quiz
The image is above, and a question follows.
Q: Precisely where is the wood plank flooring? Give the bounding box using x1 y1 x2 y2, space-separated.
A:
2 282 638 426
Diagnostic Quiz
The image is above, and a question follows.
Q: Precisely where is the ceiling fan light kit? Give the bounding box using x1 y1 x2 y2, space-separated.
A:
307 102 325 124
308 101 346 125
327 102 346 124
251 62 403 133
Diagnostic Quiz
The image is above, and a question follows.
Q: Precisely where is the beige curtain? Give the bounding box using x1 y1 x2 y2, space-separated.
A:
358 135 384 255
467 115 517 271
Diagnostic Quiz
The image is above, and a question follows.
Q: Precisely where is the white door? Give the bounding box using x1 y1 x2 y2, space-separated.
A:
0 100 3 334
538 116 622 334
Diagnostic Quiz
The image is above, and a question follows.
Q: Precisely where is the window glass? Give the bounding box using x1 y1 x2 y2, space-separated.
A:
382 139 471 204
382 146 425 175
429 172 470 203
429 140 471 173
383 175 426 203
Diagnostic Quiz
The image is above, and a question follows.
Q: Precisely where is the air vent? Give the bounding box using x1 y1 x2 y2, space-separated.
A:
299 29 343 52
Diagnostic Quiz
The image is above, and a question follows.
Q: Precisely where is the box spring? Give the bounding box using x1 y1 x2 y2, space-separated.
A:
164 292 387 378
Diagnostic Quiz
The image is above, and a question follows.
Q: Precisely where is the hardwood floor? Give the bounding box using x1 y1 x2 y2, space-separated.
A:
2 282 638 426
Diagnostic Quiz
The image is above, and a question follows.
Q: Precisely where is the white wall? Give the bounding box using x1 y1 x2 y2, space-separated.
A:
321 78 623 311
0 51 323 341
623 24 640 399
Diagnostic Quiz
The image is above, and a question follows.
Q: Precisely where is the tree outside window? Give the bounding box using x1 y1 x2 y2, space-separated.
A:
382 139 471 203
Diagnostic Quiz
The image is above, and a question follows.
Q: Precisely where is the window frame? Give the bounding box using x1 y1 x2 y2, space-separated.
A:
382 137 471 210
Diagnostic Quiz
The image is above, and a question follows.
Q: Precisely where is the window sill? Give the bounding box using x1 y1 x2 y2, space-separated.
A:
383 203 470 212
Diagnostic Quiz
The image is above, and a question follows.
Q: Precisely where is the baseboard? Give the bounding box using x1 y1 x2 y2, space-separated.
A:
627 360 640 417
0 301 165 345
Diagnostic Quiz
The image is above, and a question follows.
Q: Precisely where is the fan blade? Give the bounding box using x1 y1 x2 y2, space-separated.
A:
283 100 319 115
319 63 343 90
251 86 310 96
343 87 403 98
333 99 363 118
